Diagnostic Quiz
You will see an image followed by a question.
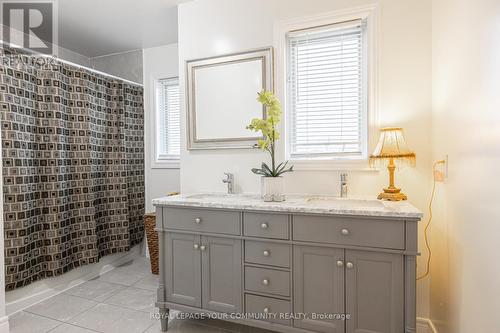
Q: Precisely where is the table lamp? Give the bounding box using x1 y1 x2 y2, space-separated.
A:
370 127 416 201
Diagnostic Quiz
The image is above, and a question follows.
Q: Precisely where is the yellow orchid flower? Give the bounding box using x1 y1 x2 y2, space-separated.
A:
246 90 293 178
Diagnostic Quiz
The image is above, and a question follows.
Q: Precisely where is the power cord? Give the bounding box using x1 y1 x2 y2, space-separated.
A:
417 159 446 281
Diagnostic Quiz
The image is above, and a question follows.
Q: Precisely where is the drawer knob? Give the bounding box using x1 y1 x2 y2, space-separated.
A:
263 307 270 314
341 228 350 236
194 217 202 224
200 245 207 251
336 260 344 267
262 279 270 286
260 222 269 229
263 250 270 257
193 243 199 250
346 262 354 269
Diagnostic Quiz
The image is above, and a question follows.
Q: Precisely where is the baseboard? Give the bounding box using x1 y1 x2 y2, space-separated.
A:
417 317 438 333
0 315 9 333
6 244 143 316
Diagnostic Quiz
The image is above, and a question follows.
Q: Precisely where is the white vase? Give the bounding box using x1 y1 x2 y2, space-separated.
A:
261 177 285 202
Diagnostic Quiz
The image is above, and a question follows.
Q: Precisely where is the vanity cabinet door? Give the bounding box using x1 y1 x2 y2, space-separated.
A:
293 246 345 333
345 250 404 333
201 236 242 313
165 233 202 307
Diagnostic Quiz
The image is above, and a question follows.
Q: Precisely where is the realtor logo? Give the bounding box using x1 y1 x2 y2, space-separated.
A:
1 0 58 55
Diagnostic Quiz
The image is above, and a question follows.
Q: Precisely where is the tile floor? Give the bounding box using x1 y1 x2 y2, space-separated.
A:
9 257 274 333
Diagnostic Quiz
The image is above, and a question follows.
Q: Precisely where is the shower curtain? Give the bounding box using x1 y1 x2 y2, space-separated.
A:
0 48 145 291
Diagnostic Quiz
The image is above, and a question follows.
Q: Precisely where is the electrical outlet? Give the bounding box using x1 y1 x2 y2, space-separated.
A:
434 156 448 182
434 169 445 182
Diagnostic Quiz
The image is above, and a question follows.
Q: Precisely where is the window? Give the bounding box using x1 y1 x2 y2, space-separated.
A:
287 19 368 160
156 77 180 163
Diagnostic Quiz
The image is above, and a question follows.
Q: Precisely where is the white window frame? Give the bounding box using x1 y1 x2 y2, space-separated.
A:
274 5 379 171
152 76 180 169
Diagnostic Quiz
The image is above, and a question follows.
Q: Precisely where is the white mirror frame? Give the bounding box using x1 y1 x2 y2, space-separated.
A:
186 47 274 150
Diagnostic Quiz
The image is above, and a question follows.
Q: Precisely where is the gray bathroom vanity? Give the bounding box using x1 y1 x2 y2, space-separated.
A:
153 194 422 333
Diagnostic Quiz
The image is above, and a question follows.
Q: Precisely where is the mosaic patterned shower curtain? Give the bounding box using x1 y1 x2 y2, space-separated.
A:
0 49 145 291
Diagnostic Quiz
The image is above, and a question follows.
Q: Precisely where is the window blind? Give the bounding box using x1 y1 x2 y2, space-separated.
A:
157 77 180 159
287 20 367 159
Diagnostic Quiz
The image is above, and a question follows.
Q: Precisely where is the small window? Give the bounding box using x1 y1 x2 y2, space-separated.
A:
156 77 180 162
287 20 368 160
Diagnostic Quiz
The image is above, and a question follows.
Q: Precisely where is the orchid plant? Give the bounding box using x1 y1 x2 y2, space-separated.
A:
247 90 293 177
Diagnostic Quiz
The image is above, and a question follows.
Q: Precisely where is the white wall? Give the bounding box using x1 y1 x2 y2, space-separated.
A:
57 45 92 67
143 43 181 213
431 0 500 332
91 49 144 84
178 0 432 318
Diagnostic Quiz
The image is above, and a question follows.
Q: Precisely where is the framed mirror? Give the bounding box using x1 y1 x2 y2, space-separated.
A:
186 47 273 150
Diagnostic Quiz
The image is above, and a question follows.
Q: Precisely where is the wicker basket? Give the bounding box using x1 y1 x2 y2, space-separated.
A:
144 213 159 275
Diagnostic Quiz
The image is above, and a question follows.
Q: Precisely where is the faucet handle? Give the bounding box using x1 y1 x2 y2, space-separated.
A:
340 173 348 182
222 173 235 194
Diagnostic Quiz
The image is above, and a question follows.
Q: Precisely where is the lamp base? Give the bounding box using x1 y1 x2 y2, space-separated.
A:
377 188 407 201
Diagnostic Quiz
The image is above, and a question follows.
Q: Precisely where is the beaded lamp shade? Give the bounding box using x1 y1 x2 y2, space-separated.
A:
370 127 416 201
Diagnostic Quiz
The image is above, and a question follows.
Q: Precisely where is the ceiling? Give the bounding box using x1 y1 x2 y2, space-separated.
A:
58 0 186 58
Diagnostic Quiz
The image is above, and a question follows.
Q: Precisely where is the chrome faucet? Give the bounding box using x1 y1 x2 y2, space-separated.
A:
340 173 348 198
222 172 234 194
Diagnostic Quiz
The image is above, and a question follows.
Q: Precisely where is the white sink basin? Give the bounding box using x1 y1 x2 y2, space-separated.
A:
186 193 257 200
305 197 384 209
183 193 384 210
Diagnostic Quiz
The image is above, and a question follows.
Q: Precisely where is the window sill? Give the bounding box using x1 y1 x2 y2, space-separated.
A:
151 159 180 169
288 159 379 172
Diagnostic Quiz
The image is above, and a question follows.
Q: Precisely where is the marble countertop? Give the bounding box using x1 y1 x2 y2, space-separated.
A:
152 193 423 219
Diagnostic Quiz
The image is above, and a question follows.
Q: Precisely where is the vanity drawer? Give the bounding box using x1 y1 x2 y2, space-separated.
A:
293 215 405 249
245 294 291 326
243 212 289 239
245 241 290 268
244 266 290 297
163 207 240 235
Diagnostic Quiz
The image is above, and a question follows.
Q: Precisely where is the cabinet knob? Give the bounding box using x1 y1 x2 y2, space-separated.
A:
263 250 270 257
193 243 199 250
194 217 202 224
336 260 344 267
263 307 270 314
262 279 269 286
341 228 350 236
200 245 207 251
260 222 269 229
346 262 354 269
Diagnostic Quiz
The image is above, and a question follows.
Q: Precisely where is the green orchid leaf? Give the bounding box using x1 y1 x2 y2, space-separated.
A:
275 161 288 175
261 162 272 175
275 164 294 177
251 168 266 175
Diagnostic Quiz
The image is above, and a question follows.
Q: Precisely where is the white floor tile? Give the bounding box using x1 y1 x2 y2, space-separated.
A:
132 274 159 291
65 279 124 302
118 258 150 271
9 312 61 333
25 294 98 322
10 257 278 333
103 287 156 313
144 319 222 333
198 318 249 332
98 264 149 286
184 318 275 333
69 303 154 333
48 323 98 333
